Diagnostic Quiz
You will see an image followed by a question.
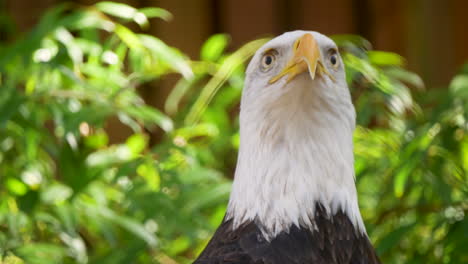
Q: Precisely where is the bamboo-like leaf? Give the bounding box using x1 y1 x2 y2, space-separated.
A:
139 7 172 21
139 35 193 79
164 76 200 115
124 105 174 132
185 38 270 125
95 2 137 20
201 34 230 62
368 51 405 66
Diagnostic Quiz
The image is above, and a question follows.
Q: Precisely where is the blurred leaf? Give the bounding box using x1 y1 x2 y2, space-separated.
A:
15 243 66 264
376 223 416 255
166 236 190 256
368 51 404 66
126 133 148 155
115 24 141 50
5 178 28 196
0 88 24 128
137 162 160 191
165 77 200 115
97 207 158 247
385 67 425 90
95 2 137 20
185 38 269 124
449 74 468 97
41 184 73 205
332 34 372 51
124 105 174 132
139 35 193 79
84 131 109 149
201 34 230 62
60 10 115 31
139 7 172 21
17 190 39 214
54 27 83 65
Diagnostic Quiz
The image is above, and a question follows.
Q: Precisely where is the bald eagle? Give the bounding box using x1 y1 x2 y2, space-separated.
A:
194 31 381 264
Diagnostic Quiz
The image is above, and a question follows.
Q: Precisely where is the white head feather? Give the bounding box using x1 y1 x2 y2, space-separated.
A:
225 31 366 240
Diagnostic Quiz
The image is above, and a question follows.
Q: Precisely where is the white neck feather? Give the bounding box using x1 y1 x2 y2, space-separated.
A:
226 77 366 240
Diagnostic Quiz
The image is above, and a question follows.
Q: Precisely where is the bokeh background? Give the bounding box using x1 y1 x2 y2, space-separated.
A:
0 0 467 264
5 0 468 111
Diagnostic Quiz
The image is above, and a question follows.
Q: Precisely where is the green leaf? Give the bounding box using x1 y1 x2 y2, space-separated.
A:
95 2 158 28
60 10 115 31
115 24 142 50
368 51 405 66
331 34 372 50
174 123 219 141
394 164 411 197
1 254 25 264
164 77 200 115
139 35 193 79
126 133 148 155
449 74 468 97
17 190 40 214
386 67 425 90
182 182 231 212
5 178 28 196
95 2 137 20
97 207 157 247
185 38 269 124
137 162 160 191
54 27 83 65
201 34 230 62
15 243 66 264
86 145 133 167
166 236 190 256
139 7 172 21
41 184 73 204
84 131 109 149
124 105 174 132
377 223 416 255
0 88 24 128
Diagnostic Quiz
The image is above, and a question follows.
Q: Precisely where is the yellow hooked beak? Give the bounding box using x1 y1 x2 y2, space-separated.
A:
269 33 334 84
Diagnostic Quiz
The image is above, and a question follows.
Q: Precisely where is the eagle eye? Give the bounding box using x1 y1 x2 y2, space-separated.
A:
328 48 339 68
330 54 337 65
261 50 277 71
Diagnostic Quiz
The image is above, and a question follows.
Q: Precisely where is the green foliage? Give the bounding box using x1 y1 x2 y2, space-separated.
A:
0 2 467 264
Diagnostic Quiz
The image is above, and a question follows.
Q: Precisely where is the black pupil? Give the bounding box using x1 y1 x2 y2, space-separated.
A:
264 55 273 65
330 55 337 65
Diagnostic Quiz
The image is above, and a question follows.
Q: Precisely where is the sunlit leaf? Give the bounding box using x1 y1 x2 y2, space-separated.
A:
95 2 137 20
115 24 142 50
201 34 230 62
368 51 404 66
126 133 148 155
137 162 160 191
5 178 28 196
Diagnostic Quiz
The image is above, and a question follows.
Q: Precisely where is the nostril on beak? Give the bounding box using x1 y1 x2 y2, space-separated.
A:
294 39 301 50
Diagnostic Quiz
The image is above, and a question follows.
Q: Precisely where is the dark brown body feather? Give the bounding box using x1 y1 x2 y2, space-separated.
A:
194 203 380 264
